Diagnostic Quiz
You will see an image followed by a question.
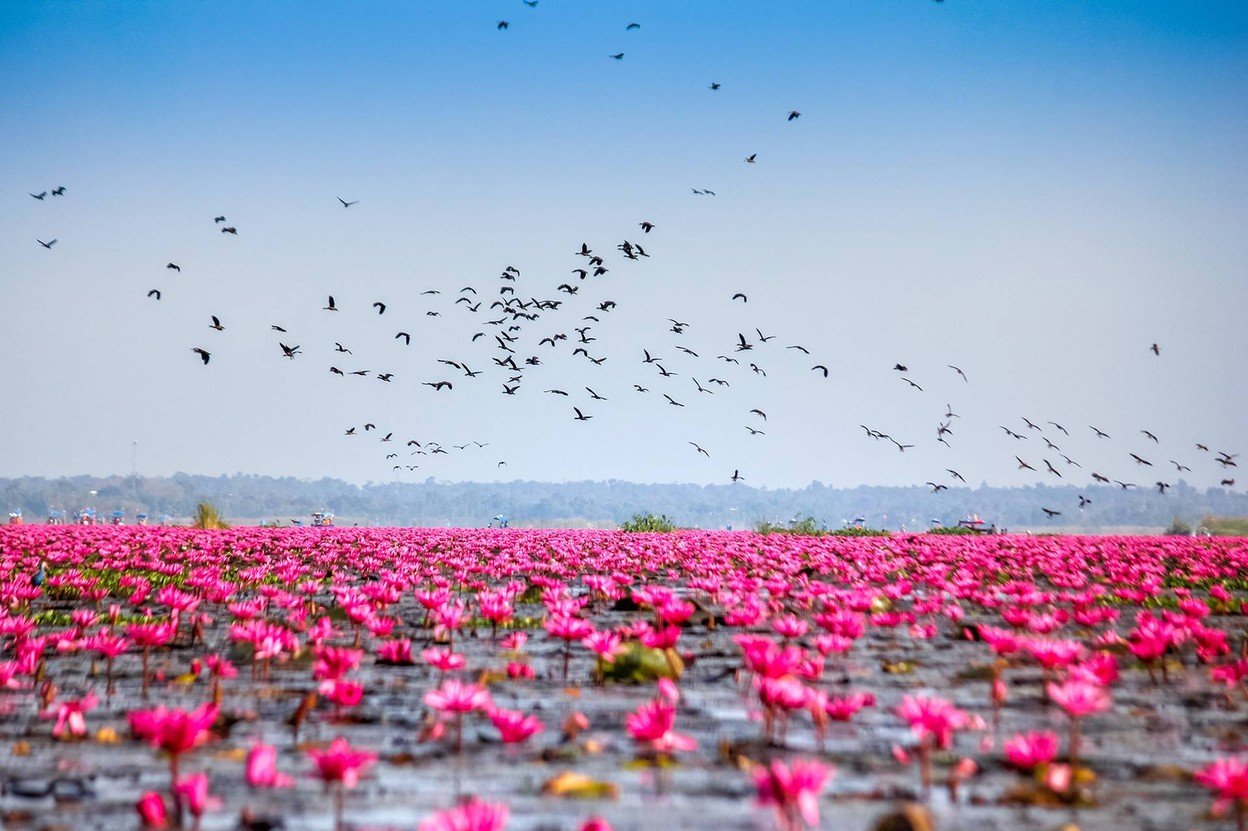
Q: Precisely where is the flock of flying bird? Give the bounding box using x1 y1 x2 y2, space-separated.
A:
23 6 1241 520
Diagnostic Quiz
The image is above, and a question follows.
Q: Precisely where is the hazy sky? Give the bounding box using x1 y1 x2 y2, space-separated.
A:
2 1 1245 491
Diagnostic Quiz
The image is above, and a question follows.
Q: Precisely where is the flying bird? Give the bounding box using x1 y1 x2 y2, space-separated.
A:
395 332 411 345
373 302 386 315
948 365 968 382
166 262 181 272
573 407 592 421
190 348 210 365
609 52 624 60
209 316 224 331
147 289 161 300
689 442 709 457
324 296 337 311
732 293 748 303
338 197 358 208
787 110 801 121
37 239 57 249
812 365 829 377
423 381 453 391
744 153 757 164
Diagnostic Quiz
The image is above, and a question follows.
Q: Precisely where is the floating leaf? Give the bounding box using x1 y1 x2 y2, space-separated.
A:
541 771 619 799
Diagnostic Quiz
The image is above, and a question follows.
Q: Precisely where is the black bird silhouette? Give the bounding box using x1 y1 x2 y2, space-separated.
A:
573 407 592 421
1048 421 1069 435
1044 460 1062 478
812 365 829 377
731 469 743 482
746 427 765 436
948 365 967 382
755 328 776 343
689 442 709 457
609 52 624 60
901 377 923 392
147 289 161 300
626 22 640 30
744 153 757 164
1151 343 1160 355
497 20 509 29
330 367 344 375
377 373 393 382
166 262 181 272
323 296 337 311
1041 508 1062 518
1079 495 1091 508
423 381 453 391
947 469 966 482
1222 479 1236 487
787 345 810 354
893 364 908 372
545 389 569 396
787 110 801 121
750 409 767 421
395 332 410 345
221 226 238 234
709 82 721 90
1141 430 1158 443
51 187 65 196
732 293 748 303
586 387 607 401
344 427 356 436
279 343 301 359
1156 481 1171 494
209 316 224 331
271 325 287 332
1016 457 1036 471
639 221 654 233
213 215 226 223
926 483 948 493
1091 472 1110 483
338 197 358 208
190 348 210 365
373 302 386 315
663 394 684 407
1090 426 1110 439
634 385 649 393
1129 453 1153 467
29 191 47 200
37 239 56 249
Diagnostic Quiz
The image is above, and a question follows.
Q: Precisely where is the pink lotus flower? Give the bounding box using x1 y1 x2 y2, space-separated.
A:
579 818 613 831
425 679 491 714
377 638 415 665
136 791 169 828
422 647 467 673
1196 756 1248 820
896 694 970 750
307 736 377 789
246 743 293 788
506 661 535 680
1046 679 1110 718
489 708 544 743
626 699 696 754
129 703 218 756
419 799 510 831
1003 731 1060 771
753 757 833 831
173 772 220 818
823 691 875 722
44 690 98 739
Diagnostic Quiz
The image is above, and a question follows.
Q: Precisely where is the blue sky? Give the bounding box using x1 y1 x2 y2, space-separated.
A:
1 1 1246 491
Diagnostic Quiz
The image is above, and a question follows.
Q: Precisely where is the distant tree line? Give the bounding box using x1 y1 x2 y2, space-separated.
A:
2 473 1245 531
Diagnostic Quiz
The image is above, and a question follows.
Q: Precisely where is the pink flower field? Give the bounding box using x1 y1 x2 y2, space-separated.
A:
2 525 1248 830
